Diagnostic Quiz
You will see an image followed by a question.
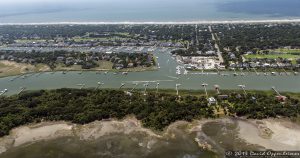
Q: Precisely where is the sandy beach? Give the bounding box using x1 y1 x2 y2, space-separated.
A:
238 119 300 150
0 117 161 154
0 19 300 25
1 117 300 155
75 118 161 141
189 118 300 152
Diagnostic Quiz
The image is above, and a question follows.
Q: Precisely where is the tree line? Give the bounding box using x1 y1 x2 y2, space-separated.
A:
0 89 299 137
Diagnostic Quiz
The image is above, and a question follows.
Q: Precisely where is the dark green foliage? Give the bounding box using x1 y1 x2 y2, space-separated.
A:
0 89 213 136
226 92 299 119
0 89 299 137
0 50 155 70
215 24 300 52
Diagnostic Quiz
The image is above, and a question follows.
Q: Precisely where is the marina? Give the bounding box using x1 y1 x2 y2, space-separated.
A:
0 48 300 95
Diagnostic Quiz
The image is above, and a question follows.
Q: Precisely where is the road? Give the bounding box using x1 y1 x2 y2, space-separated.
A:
195 25 199 46
208 26 224 63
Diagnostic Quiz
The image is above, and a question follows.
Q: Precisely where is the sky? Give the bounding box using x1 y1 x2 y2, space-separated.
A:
0 0 218 5
0 0 71 4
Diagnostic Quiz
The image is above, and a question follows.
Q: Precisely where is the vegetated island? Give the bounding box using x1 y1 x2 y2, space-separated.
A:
0 88 299 137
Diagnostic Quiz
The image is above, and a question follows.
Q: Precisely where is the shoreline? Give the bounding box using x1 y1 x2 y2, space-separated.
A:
0 67 297 79
0 19 300 25
1 86 300 98
0 66 158 79
0 117 163 155
1 117 300 155
237 118 300 150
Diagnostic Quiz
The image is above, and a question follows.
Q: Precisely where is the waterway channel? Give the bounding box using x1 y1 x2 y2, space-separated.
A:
0 48 299 95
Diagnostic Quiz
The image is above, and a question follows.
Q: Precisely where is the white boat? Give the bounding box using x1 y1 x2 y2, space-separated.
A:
167 76 179 79
184 70 188 75
0 89 8 95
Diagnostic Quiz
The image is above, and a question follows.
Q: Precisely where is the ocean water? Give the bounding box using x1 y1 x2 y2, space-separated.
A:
0 0 299 23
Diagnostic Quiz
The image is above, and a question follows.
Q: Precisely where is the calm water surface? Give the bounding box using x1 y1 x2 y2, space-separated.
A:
0 49 299 95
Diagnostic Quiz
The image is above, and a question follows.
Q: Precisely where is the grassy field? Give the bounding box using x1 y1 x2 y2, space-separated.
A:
258 48 300 54
249 49 300 64
0 61 50 78
274 48 300 54
244 54 300 64
244 54 299 59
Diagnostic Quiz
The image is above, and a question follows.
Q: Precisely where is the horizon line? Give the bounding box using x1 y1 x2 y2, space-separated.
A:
1 19 300 25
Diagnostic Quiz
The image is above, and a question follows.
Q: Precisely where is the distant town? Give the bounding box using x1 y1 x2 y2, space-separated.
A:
0 24 300 77
1 24 300 158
